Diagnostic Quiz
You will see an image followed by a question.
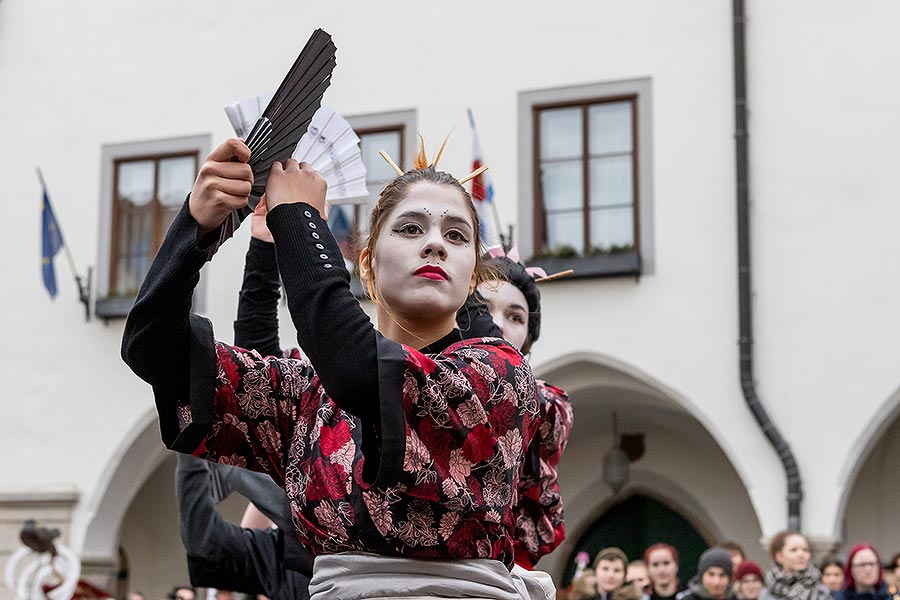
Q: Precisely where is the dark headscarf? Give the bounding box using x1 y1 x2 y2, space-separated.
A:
487 256 541 354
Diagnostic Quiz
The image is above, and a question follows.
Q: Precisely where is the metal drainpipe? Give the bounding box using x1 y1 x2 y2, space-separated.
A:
732 0 803 531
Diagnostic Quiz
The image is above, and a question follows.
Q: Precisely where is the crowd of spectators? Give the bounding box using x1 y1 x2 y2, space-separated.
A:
567 533 900 600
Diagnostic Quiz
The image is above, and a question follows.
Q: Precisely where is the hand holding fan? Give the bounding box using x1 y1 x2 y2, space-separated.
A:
226 102 369 206
217 28 337 247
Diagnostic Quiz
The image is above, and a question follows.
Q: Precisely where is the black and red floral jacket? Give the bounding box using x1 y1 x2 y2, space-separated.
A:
235 238 572 569
513 380 572 568
122 199 539 568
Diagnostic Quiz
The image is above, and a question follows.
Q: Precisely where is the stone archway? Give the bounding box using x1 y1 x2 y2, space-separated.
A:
74 409 250 600
531 352 764 581
75 408 169 585
834 384 900 552
561 492 711 586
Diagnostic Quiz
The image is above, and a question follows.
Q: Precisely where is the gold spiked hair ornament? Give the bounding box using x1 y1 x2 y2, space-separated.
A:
378 133 489 184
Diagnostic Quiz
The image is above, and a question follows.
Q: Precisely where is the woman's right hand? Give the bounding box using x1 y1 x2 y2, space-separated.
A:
264 159 328 220
189 139 253 235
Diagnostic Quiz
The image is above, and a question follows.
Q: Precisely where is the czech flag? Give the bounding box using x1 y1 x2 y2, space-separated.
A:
467 108 498 246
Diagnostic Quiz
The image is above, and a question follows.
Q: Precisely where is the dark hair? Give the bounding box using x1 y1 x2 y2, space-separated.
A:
768 530 806 561
819 555 844 571
167 587 194 600
720 541 746 558
889 552 900 571
360 166 492 301
484 256 542 353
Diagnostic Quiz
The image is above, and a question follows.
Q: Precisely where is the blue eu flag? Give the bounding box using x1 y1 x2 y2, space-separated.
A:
41 190 64 298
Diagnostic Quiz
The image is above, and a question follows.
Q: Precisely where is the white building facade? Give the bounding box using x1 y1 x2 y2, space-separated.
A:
1 1 898 598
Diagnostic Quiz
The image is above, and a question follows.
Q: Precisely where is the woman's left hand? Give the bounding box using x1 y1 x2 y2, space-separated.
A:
264 159 329 220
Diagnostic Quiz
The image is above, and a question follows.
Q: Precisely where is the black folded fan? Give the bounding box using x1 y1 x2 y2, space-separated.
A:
217 29 337 247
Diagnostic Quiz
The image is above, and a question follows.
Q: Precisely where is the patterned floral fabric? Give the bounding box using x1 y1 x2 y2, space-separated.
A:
178 336 539 568
513 380 573 568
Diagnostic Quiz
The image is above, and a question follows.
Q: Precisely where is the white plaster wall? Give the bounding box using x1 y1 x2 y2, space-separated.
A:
742 0 900 538
0 0 897 568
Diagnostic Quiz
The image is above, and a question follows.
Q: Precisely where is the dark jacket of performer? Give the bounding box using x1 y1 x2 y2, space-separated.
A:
175 454 311 600
233 234 572 570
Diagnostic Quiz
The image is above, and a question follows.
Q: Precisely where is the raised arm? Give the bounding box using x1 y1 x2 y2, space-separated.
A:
122 139 252 392
234 201 284 357
122 142 316 477
263 161 381 420
456 291 503 340
175 454 299 596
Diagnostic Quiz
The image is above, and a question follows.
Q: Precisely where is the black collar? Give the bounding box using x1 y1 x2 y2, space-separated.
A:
419 328 464 354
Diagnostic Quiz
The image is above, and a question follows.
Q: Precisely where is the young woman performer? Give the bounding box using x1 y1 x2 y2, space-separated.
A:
234 204 573 574
122 139 543 599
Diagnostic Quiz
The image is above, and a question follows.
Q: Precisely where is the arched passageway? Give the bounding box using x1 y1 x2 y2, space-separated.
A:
561 493 710 586
534 353 764 581
838 386 900 555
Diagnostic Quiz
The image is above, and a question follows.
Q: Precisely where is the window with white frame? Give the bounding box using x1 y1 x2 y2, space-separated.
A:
518 80 654 276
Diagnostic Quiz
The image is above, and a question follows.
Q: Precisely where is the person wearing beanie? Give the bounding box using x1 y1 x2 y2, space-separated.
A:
735 561 766 600
585 547 629 600
760 531 831 600
835 544 893 600
676 548 736 600
645 543 684 600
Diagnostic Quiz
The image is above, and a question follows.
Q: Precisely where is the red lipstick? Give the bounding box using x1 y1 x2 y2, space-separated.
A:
414 265 448 280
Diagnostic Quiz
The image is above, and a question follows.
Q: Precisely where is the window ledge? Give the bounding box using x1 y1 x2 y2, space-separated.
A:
527 249 641 281
95 296 135 319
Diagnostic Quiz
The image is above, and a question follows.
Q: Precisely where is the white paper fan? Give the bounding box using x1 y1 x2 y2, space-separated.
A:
225 99 369 205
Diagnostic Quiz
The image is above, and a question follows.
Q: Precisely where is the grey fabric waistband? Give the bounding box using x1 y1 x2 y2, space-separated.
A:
308 552 554 600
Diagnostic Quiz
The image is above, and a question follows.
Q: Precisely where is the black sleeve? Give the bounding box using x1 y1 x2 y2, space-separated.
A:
265 203 379 420
175 454 292 596
267 203 407 487
121 200 222 451
218 465 292 533
456 291 503 339
234 237 283 357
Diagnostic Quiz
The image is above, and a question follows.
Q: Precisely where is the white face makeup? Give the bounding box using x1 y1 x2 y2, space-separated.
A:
369 182 477 326
476 280 529 350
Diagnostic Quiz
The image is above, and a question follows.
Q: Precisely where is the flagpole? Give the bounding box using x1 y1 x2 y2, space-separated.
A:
37 167 92 320
466 109 507 249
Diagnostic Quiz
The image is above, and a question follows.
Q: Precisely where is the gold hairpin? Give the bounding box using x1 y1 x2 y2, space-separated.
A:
379 149 404 176
534 269 574 283
458 164 489 185
378 134 490 185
